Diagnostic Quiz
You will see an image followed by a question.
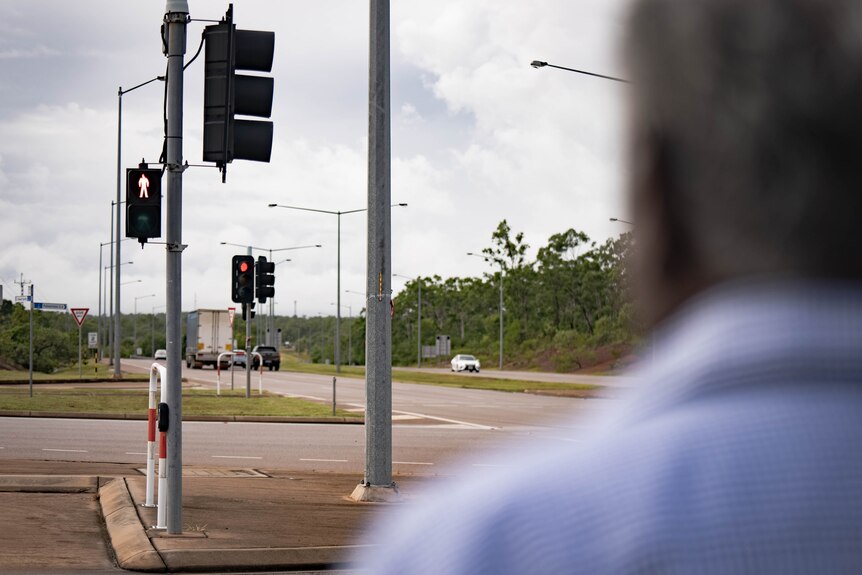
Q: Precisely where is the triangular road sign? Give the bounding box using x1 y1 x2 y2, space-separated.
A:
71 307 89 327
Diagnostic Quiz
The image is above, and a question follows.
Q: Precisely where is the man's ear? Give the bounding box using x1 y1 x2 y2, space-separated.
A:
630 130 703 326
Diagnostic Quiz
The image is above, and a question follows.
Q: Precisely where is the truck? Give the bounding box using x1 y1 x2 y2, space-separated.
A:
252 345 281 371
185 309 233 369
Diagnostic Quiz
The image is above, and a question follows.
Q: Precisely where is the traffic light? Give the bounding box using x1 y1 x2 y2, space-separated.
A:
255 256 275 303
125 166 162 244
203 4 275 181
242 302 255 321
231 255 255 303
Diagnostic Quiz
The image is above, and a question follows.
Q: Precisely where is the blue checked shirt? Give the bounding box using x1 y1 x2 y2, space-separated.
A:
358 280 862 574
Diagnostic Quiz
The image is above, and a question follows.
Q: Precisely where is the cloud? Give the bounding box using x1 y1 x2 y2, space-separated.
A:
0 0 631 318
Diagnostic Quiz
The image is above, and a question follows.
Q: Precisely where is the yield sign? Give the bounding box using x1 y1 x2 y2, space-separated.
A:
228 307 236 328
71 307 89 327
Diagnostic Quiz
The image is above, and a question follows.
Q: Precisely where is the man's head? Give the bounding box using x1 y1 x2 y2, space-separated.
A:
625 0 862 325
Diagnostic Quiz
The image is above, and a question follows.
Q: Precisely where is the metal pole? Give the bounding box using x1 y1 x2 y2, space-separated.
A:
417 279 421 368
499 266 504 370
98 246 103 362
363 0 393 491
78 323 83 379
336 213 341 373
246 248 252 398
332 376 336 416
28 284 33 398
164 1 188 535
109 206 114 366
114 91 122 378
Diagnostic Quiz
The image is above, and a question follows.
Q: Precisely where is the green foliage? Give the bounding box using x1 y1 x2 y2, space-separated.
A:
0 302 97 372
390 222 638 371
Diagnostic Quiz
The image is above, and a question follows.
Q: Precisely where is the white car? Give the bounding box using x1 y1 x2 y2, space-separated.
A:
451 354 481 373
153 349 167 361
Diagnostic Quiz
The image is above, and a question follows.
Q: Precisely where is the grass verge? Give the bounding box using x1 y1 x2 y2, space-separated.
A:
0 387 359 418
0 363 148 382
279 356 600 394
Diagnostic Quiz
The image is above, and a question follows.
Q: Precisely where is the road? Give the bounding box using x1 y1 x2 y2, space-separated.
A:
0 360 626 476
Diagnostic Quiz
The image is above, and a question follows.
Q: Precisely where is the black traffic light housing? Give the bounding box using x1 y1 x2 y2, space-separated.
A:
203 4 275 182
126 164 162 245
231 255 255 304
255 256 275 303
242 301 255 321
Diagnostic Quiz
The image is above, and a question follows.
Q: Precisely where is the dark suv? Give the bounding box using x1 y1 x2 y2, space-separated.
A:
252 345 280 371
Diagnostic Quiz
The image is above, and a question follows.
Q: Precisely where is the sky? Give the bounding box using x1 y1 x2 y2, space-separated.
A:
0 0 630 318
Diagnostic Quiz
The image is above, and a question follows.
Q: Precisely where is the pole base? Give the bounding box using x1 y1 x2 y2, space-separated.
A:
349 482 400 503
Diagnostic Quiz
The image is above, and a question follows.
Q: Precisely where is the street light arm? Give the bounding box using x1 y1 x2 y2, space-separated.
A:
269 244 322 253
120 75 166 96
531 60 629 84
268 203 405 216
221 241 322 254
268 204 341 216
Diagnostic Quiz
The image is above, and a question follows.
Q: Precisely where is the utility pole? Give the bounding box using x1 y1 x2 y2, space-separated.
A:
15 275 33 397
163 0 188 535
352 0 397 502
246 247 252 399
29 284 33 397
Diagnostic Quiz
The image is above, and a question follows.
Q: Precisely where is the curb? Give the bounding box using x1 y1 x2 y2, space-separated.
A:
99 478 167 572
159 545 369 572
0 410 363 424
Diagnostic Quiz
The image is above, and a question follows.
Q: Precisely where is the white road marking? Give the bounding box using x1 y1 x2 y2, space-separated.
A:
212 455 263 460
393 461 433 466
392 409 496 430
42 448 88 453
300 458 348 463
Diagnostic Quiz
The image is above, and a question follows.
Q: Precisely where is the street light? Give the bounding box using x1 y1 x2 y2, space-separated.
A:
115 75 165 377
393 273 422 368
219 242 320 345
268 202 408 373
610 217 634 225
104 261 133 365
331 303 353 366
134 294 156 355
98 238 129 362
152 303 166 357
530 60 629 83
467 252 504 370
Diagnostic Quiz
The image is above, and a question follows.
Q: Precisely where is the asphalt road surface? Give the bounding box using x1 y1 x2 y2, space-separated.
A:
0 360 627 475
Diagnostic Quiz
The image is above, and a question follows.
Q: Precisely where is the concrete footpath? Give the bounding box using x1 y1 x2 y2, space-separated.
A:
0 459 421 573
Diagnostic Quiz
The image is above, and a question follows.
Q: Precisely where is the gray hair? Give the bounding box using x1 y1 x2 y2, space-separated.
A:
625 0 862 280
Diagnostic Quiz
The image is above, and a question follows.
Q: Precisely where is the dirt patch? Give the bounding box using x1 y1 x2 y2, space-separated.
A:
508 343 638 374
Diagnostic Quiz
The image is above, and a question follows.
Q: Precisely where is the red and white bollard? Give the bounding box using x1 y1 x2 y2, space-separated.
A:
144 364 162 507
146 363 168 529
156 426 167 529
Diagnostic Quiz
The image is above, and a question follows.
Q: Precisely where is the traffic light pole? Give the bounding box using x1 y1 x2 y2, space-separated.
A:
246 247 252 399
163 0 188 535
352 0 397 502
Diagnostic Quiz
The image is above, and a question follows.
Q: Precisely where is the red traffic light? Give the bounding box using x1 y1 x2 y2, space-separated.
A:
239 261 249 273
